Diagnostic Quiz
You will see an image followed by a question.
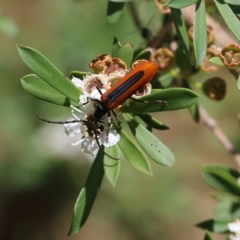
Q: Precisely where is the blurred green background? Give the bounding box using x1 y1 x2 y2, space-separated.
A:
1 0 240 239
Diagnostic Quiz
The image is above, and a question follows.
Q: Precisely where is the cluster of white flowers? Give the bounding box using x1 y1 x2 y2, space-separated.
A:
228 219 240 240
64 72 126 156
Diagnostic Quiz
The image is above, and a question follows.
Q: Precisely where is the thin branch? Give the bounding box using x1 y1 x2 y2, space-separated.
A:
127 2 143 32
199 105 240 167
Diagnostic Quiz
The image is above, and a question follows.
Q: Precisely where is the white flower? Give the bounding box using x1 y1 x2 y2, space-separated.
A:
71 76 84 89
101 129 120 147
228 219 240 240
64 120 82 137
65 71 130 157
63 105 120 157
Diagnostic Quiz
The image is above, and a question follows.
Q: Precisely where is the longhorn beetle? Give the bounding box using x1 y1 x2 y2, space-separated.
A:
38 61 161 159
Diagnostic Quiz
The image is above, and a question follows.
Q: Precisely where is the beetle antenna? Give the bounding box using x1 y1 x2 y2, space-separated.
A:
37 114 84 124
37 114 119 160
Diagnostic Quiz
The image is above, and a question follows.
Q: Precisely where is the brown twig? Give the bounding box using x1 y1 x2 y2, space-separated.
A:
182 5 240 166
128 2 240 166
199 105 240 167
127 1 173 48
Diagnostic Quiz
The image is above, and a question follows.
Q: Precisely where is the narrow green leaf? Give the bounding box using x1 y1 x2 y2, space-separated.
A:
112 37 121 57
115 125 152 175
70 71 90 79
224 0 240 5
133 113 169 130
182 79 200 122
132 114 151 131
171 8 189 54
175 48 192 74
17 45 81 103
194 0 207 66
230 4 240 19
68 150 105 235
133 49 151 61
20 74 78 107
213 191 239 202
116 43 134 68
166 0 198 8
214 0 240 41
214 199 240 220
104 145 120 187
237 75 240 90
196 219 229 233
209 56 225 67
107 1 125 24
189 103 200 122
201 165 240 197
157 72 173 88
0 13 18 37
125 115 175 167
121 88 200 113
204 231 212 240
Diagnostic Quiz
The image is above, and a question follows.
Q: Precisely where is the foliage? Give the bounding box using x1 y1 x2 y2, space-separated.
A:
10 0 240 239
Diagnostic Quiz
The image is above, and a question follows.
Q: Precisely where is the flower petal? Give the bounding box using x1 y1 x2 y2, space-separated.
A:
102 129 120 147
64 121 83 137
81 138 99 155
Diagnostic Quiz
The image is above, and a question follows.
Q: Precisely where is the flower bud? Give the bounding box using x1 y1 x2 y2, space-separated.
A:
203 77 226 100
188 26 213 45
152 48 174 71
131 59 148 69
220 44 240 69
200 45 221 72
89 54 127 74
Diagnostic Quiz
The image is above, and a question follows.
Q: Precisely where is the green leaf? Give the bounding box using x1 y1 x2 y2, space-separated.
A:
214 0 240 41
157 72 173 88
171 8 189 54
20 74 78 107
209 56 225 67
104 145 120 187
112 37 121 57
133 113 169 130
17 45 81 103
230 4 240 19
237 75 240 90
116 43 134 68
68 149 105 235
182 79 200 122
189 103 200 122
70 71 90 79
121 88 200 113
134 49 152 61
204 231 212 240
201 165 240 197
125 115 175 167
214 199 240 220
224 0 240 5
213 191 239 202
107 1 125 24
166 0 198 8
0 13 18 37
196 219 229 233
115 124 152 175
194 0 207 66
175 48 192 74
